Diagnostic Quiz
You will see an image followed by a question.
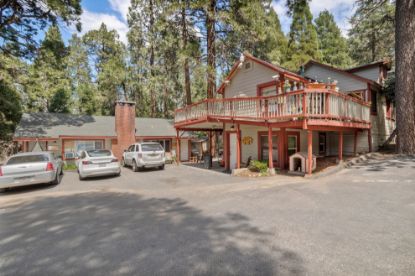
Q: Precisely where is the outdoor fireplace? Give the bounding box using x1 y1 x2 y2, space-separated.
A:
289 152 316 173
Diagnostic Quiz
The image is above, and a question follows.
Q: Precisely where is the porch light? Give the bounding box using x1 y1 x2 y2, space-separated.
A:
230 125 235 130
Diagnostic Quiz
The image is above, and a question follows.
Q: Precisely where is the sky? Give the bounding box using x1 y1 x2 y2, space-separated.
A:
61 0 357 44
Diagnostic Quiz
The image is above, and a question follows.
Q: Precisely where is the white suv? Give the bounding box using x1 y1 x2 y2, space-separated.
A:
121 142 165 171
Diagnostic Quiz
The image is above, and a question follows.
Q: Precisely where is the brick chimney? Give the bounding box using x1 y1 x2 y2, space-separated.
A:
112 101 136 159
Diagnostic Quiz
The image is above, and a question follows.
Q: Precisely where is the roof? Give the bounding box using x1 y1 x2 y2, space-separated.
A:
14 113 179 139
345 60 392 73
303 60 381 89
217 52 308 94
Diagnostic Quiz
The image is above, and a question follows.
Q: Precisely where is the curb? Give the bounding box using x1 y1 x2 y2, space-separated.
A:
307 152 381 179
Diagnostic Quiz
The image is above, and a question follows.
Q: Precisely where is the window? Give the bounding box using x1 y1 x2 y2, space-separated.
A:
257 81 279 96
287 136 298 157
128 145 135 152
74 140 104 153
259 135 278 162
371 91 377 115
7 154 49 165
141 143 164 152
87 150 111 157
145 139 171 152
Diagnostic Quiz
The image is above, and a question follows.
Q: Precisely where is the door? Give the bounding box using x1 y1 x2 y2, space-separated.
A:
229 133 238 170
125 145 135 165
319 133 326 155
259 135 278 163
287 135 298 158
180 139 189 161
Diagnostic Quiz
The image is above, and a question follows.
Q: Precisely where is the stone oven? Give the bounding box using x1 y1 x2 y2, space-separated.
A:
289 152 316 173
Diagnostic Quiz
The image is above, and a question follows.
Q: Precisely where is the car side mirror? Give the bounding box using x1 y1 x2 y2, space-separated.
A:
124 149 127 152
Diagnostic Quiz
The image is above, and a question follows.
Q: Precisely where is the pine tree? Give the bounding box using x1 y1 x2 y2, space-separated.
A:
0 0 82 58
348 0 395 63
83 24 128 115
315 10 353 68
67 34 98 115
26 25 71 112
284 0 320 71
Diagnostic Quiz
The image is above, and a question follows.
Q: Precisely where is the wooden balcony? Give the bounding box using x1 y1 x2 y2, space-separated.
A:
174 89 371 130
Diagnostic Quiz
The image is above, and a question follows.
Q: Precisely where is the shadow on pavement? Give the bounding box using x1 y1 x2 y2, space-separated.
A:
348 155 415 172
0 192 305 275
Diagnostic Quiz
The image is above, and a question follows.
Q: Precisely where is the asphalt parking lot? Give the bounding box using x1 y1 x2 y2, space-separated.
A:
1 155 414 275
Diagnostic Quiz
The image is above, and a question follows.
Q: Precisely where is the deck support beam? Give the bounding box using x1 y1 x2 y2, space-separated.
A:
368 129 372 152
338 131 343 161
267 125 274 170
279 127 286 170
176 130 181 163
354 130 358 156
307 130 313 175
236 124 241 169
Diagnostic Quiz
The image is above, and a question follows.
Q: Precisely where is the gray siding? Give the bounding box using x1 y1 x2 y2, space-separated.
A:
350 67 380 83
304 64 367 92
224 61 277 98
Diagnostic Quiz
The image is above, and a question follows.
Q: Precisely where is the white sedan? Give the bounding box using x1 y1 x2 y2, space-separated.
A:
76 149 121 180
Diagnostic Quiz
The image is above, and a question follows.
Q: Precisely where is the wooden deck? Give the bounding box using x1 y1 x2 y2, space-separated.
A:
174 88 371 130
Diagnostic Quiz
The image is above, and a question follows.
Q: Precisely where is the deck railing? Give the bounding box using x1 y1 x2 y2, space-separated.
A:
174 89 371 125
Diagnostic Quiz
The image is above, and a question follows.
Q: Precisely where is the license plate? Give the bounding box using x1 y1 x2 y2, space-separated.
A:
149 153 159 157
99 164 106 167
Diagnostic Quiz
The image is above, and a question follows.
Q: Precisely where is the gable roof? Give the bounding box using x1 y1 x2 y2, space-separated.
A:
345 60 392 73
303 60 381 89
14 113 179 139
217 52 308 94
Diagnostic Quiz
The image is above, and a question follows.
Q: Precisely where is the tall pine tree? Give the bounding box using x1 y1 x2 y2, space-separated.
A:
284 0 320 71
348 0 395 63
315 10 353 68
26 25 71 113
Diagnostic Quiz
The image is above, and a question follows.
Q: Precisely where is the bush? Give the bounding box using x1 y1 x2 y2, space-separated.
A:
248 160 268 174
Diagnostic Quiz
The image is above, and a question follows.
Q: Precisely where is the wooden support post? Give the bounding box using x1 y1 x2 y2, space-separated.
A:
176 130 181 163
61 139 65 160
279 128 286 170
307 130 313 175
338 131 343 161
354 130 358 156
368 129 372 152
236 124 241 169
267 125 274 169
45 141 48 151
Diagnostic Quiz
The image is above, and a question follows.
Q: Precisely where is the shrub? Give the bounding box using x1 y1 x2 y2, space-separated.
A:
248 160 268 174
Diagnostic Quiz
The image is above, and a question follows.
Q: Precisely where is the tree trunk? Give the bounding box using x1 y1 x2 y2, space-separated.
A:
206 0 216 99
395 0 415 154
181 4 192 105
149 0 156 117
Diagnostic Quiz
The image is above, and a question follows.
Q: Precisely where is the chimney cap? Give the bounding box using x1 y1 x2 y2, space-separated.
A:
115 100 136 105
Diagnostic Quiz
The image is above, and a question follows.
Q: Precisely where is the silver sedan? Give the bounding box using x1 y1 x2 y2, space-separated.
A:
0 152 63 190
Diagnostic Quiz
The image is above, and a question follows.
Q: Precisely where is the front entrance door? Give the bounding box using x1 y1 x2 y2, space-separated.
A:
229 133 238 170
259 134 278 164
180 139 189 161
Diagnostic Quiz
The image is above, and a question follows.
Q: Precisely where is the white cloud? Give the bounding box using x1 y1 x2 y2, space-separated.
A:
272 0 356 36
74 9 129 44
108 0 131 21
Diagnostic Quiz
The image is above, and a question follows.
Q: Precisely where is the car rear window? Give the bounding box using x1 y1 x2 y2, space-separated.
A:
87 150 112 157
7 155 49 165
141 144 163 152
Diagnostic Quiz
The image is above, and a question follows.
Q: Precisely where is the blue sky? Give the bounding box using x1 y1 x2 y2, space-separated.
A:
61 0 357 44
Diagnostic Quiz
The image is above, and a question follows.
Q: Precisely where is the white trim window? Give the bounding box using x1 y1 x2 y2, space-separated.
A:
75 140 103 153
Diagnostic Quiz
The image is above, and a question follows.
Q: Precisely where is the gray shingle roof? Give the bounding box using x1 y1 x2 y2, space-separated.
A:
14 113 179 138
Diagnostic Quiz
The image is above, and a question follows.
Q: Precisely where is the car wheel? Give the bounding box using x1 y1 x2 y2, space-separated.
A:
159 164 165 170
132 160 139 172
51 172 60 185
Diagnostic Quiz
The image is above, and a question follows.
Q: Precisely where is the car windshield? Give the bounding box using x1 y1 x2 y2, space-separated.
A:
141 144 163 152
7 154 49 165
87 150 112 157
